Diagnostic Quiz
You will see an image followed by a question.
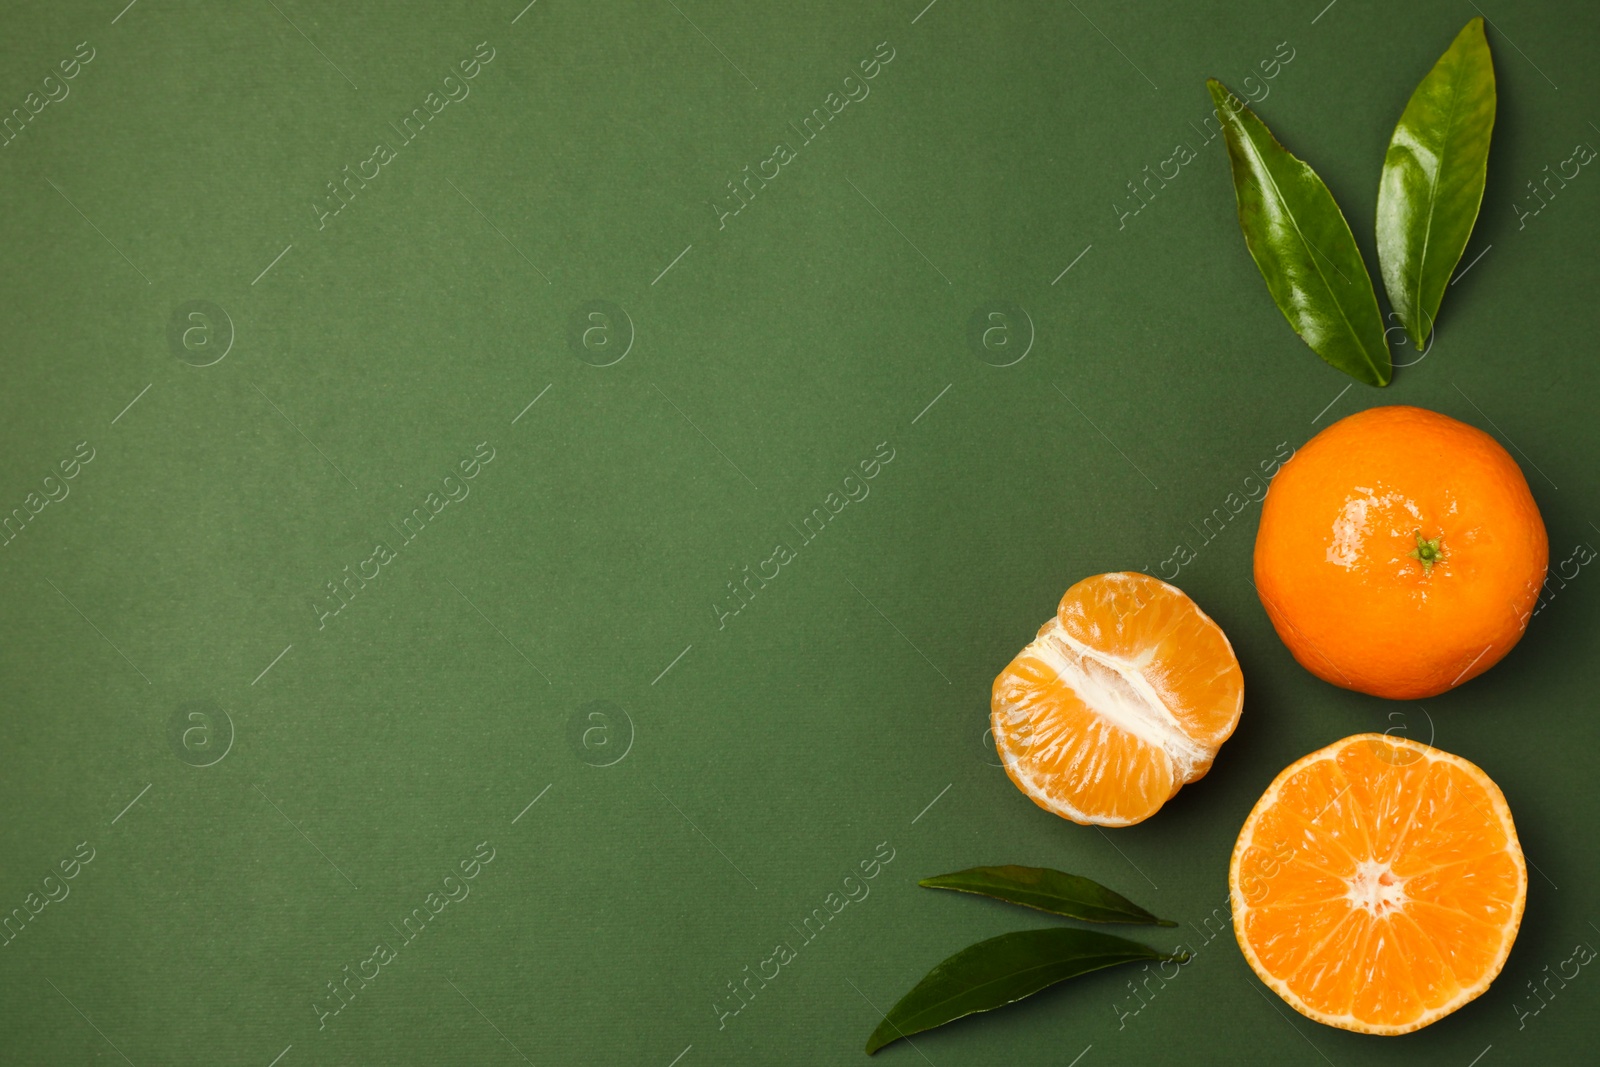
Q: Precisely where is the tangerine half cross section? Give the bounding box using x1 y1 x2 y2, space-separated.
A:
1231 733 1526 1034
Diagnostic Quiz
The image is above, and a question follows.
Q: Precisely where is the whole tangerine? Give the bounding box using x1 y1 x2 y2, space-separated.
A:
1253 405 1547 699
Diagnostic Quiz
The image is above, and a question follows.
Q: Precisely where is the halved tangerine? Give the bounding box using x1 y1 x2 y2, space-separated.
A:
1231 733 1526 1035
990 572 1244 827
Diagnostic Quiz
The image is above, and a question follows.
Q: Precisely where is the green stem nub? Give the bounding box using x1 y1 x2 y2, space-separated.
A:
1408 530 1443 574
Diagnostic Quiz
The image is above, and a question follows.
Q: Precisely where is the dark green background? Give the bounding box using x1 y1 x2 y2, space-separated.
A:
2 1 1595 1063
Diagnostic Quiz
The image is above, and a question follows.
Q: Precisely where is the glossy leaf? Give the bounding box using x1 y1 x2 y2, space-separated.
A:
1207 79 1391 386
1377 18 1496 347
919 866 1177 926
865 928 1185 1054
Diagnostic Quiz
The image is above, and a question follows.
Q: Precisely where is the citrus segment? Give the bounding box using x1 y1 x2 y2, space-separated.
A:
1231 733 1525 1035
991 572 1243 827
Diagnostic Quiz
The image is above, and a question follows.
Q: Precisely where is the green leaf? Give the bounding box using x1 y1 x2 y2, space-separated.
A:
1207 79 1391 386
919 866 1177 926
865 928 1185 1054
1376 18 1496 348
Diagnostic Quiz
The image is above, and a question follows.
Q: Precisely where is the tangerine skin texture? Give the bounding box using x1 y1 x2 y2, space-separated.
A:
1254 406 1547 699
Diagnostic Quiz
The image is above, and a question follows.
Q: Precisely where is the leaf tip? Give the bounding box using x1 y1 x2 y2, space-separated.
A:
1205 78 1249 122
1155 918 1179 927
1456 16 1490 58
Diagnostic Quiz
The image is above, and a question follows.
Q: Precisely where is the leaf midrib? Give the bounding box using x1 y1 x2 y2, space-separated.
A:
898 951 1150 1027
1232 114 1380 380
930 882 1147 922
1411 50 1469 327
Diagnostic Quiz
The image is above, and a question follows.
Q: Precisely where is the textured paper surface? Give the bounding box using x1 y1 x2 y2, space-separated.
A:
1 1 1596 1063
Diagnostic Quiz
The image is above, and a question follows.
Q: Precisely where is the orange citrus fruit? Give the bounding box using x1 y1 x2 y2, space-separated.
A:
1231 733 1526 1035
990 572 1243 827
1254 405 1547 700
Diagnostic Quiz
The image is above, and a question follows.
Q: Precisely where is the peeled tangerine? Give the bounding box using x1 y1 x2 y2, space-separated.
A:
1232 734 1526 1034
990 572 1244 827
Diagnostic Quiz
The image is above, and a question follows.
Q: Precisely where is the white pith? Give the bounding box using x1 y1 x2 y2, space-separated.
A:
1345 859 1407 916
1035 624 1209 775
995 615 1212 827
